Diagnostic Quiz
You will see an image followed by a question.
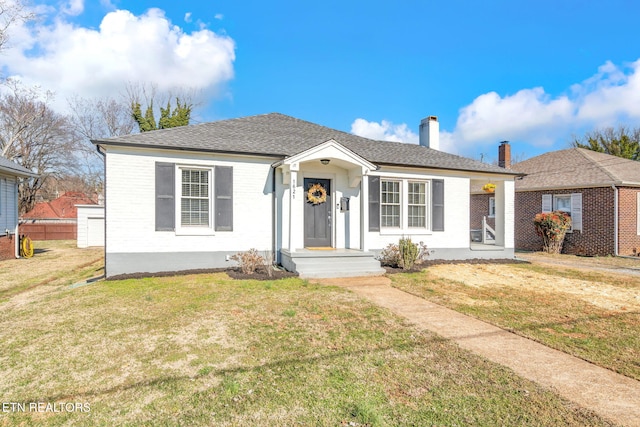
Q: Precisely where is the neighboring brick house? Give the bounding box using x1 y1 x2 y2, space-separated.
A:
473 145 640 256
20 192 97 240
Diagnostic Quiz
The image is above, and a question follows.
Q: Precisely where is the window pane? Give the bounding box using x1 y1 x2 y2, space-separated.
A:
407 181 426 228
381 180 401 228
555 196 571 212
180 169 210 227
408 206 425 227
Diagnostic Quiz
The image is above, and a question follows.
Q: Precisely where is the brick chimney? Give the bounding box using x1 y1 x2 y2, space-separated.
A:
498 141 511 169
419 116 439 150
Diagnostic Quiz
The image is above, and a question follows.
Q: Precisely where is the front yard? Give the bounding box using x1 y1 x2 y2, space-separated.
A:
0 243 613 426
391 256 640 381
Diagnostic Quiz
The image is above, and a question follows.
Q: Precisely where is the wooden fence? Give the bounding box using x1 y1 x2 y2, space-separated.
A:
19 223 77 240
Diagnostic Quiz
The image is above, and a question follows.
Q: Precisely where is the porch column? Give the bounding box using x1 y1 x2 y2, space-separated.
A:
288 167 300 251
494 181 505 247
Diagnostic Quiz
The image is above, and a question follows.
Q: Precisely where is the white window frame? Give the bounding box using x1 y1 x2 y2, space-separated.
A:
488 196 496 218
543 193 582 232
381 179 401 228
380 178 431 233
175 165 214 236
407 181 428 228
553 194 571 213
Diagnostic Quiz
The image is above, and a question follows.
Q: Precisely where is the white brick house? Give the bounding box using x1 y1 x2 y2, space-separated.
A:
94 113 519 278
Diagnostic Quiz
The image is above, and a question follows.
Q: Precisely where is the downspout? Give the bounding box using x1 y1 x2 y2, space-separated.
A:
612 185 619 256
96 144 107 274
271 165 278 265
14 179 19 258
14 225 19 259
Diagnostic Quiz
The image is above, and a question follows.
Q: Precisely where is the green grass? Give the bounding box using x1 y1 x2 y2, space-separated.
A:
0 240 103 302
0 271 612 426
391 263 640 381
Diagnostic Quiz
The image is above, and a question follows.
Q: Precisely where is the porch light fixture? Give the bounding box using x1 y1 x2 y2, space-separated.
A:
320 159 330 165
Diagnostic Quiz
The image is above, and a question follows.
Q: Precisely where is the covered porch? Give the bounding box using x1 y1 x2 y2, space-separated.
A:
273 139 385 278
469 177 514 252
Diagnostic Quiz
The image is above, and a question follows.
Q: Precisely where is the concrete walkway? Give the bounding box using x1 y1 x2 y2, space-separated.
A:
316 277 640 427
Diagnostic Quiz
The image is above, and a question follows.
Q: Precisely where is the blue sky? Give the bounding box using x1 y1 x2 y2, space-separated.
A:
2 0 640 162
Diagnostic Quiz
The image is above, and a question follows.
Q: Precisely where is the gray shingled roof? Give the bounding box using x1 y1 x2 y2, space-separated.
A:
513 148 640 190
93 113 518 175
0 156 37 178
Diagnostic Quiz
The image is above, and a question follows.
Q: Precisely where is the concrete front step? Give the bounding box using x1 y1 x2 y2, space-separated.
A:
280 249 385 279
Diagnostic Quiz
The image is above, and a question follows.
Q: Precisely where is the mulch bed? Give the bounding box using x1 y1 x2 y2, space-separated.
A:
107 259 528 281
107 266 298 282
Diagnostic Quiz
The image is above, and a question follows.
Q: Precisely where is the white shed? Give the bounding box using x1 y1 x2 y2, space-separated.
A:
76 205 105 248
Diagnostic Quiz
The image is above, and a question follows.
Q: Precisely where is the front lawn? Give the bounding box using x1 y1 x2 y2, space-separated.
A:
391 262 640 381
0 270 611 426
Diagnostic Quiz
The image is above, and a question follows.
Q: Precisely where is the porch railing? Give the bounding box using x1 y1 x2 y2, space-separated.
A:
482 216 495 244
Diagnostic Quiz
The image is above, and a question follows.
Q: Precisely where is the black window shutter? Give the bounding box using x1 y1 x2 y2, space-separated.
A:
432 179 444 231
155 162 175 231
368 176 380 232
215 166 233 231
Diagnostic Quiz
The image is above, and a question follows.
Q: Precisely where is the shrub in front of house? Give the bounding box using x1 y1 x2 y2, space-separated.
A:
230 248 266 274
378 237 429 269
534 211 572 254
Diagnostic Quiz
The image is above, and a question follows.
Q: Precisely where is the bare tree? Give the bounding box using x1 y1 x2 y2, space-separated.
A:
0 0 35 53
67 94 136 197
0 81 80 213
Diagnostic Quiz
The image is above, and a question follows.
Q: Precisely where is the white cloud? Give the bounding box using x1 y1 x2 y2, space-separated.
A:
1 7 236 111
576 59 640 123
215 14 224 20
454 88 574 146
352 59 640 156
351 118 418 143
450 59 640 152
351 118 459 153
184 12 192 23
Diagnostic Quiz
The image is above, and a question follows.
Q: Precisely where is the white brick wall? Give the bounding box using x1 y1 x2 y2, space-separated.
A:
105 147 274 255
364 170 471 250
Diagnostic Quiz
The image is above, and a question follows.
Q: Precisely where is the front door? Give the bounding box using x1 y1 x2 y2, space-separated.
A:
304 178 332 247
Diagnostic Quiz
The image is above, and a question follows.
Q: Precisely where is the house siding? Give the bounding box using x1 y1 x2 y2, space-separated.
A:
363 172 518 260
617 187 640 256
364 173 471 252
515 187 616 256
104 147 274 277
0 174 18 260
0 175 18 233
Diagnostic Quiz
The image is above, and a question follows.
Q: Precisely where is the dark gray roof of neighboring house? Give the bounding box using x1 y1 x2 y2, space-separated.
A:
512 148 640 190
93 113 519 175
0 156 37 178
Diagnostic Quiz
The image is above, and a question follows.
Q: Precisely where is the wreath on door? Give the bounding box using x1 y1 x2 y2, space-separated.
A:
307 183 327 204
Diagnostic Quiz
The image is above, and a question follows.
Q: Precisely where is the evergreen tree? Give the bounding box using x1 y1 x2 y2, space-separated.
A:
572 126 640 160
131 98 191 132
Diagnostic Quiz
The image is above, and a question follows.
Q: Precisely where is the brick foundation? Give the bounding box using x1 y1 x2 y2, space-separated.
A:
0 234 16 260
